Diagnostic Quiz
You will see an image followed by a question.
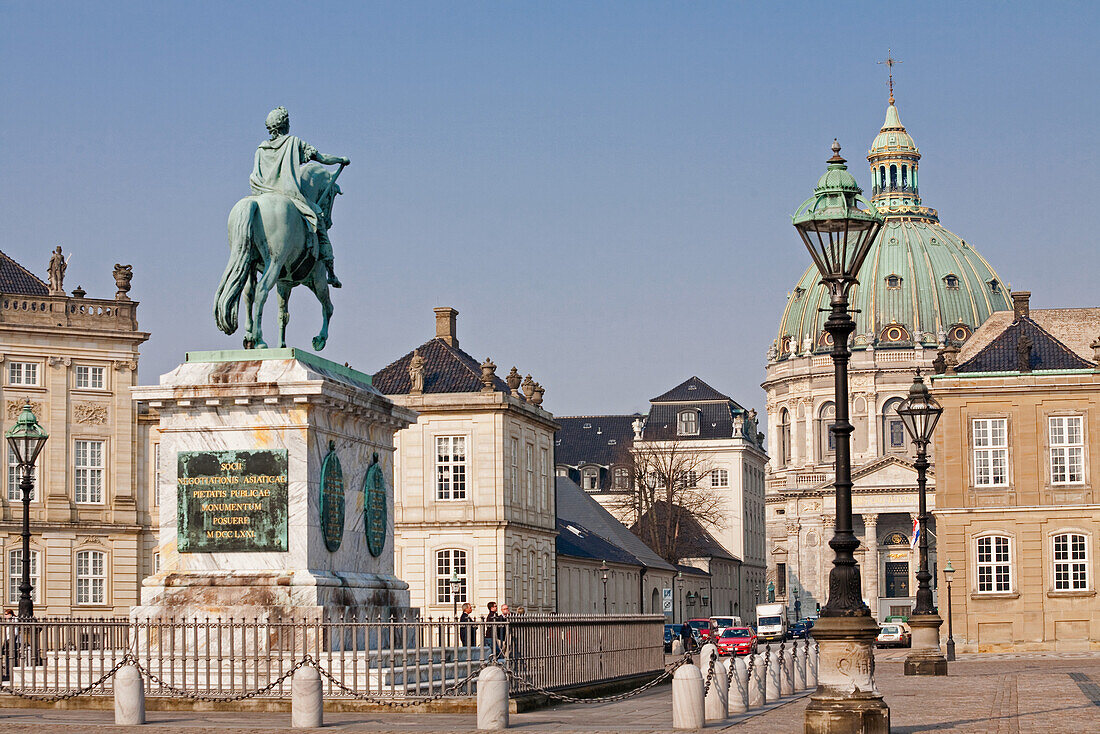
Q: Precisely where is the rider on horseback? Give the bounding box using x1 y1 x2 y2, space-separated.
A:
250 107 349 288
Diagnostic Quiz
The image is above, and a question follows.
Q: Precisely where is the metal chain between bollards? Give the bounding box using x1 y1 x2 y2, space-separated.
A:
134 655 313 703
311 657 491 707
700 650 717 698
0 654 132 702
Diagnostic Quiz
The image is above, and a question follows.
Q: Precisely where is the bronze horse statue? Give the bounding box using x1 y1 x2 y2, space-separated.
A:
214 162 343 351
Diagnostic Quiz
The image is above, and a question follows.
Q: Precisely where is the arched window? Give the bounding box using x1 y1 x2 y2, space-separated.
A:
581 466 599 491
435 548 468 605
817 403 836 460
711 469 729 487
976 535 1012 593
1053 533 1088 590
889 164 898 188
882 397 907 454
879 165 886 190
779 409 791 466
75 550 105 605
677 410 699 436
7 548 39 604
885 274 903 289
901 165 908 188
943 274 960 289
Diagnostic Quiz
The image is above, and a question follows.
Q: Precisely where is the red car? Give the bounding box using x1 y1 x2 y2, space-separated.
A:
687 618 718 642
715 627 758 656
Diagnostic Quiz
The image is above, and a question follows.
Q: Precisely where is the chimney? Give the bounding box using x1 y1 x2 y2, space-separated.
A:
1011 291 1030 321
434 307 458 347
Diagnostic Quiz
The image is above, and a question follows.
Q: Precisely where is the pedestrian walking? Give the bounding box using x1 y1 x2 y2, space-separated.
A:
485 602 506 659
459 603 474 647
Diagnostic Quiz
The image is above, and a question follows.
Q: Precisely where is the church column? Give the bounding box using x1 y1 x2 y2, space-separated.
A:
867 393 880 458
820 515 835 609
789 401 804 467
863 513 879 620
803 398 816 467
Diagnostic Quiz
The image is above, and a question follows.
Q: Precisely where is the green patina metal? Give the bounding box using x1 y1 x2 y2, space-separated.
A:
177 449 288 553
185 348 373 387
319 441 345 552
364 453 387 558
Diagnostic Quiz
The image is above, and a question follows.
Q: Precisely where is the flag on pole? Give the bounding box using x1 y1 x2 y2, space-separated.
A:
910 516 920 549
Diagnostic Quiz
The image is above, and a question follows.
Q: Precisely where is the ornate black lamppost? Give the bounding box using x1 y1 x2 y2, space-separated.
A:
942 561 956 661
449 570 461 619
677 569 684 623
896 371 948 675
600 560 609 615
793 141 889 733
5 403 48 620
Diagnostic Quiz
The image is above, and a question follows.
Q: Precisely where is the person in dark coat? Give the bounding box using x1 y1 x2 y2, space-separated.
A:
485 602 506 658
459 603 474 646
680 622 694 652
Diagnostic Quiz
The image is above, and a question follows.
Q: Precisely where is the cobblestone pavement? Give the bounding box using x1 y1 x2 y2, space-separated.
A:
0 651 1097 732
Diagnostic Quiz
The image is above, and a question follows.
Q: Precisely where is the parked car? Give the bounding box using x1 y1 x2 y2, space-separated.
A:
875 623 911 648
715 626 758 656
688 618 718 643
710 616 742 636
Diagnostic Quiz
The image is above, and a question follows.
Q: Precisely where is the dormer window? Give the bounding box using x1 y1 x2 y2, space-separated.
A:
885 274 903 289
581 467 599 491
880 323 911 343
677 410 699 436
792 287 805 299
943 274 960 289
988 279 1001 294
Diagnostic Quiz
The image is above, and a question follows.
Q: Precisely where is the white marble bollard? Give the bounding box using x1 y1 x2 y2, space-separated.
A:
727 655 749 714
747 652 766 708
114 664 145 726
699 644 727 723
671 638 685 656
795 639 808 690
672 662 705 730
781 642 795 696
807 641 819 689
765 645 782 701
477 665 509 730
291 666 323 729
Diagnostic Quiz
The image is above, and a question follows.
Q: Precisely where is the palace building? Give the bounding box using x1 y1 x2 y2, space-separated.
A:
762 91 1013 621
0 250 152 616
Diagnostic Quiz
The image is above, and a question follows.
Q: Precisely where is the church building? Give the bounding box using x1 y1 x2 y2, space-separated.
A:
763 90 1013 621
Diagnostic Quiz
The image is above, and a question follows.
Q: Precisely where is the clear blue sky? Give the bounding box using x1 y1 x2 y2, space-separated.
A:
1 2 1097 417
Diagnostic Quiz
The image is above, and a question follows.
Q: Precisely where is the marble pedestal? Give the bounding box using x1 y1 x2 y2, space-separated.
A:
803 615 889 734
132 349 417 622
904 613 948 676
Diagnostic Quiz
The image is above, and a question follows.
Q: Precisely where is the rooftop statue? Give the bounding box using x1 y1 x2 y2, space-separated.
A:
48 246 66 295
214 107 350 351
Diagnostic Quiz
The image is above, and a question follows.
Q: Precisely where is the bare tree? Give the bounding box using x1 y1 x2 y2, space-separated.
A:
610 439 726 565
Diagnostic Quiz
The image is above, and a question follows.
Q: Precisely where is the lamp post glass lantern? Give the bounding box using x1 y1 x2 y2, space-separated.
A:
449 570 460 618
599 560 609 615
5 403 48 620
896 370 943 615
943 561 956 661
794 141 890 731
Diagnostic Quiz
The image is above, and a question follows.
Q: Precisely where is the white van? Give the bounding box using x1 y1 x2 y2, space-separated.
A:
711 616 743 635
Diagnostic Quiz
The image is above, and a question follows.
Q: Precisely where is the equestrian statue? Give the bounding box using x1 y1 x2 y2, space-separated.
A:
214 106 350 351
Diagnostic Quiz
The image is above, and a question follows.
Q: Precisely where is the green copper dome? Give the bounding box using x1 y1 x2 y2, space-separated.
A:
775 101 1012 357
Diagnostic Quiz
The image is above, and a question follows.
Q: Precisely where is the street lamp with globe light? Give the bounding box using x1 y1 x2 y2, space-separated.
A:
5 403 48 621
793 140 889 732
600 560 609 615
896 371 948 675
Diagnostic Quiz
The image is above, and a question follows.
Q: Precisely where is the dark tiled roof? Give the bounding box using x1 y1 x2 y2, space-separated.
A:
556 518 641 566
955 317 1095 373
0 251 49 296
633 501 737 561
675 563 712 578
373 338 511 395
651 376 731 403
554 415 638 468
555 477 675 572
642 402 746 441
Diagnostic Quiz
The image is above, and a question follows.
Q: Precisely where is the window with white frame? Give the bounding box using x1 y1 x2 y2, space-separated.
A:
539 447 549 508
75 550 106 605
74 365 105 389
7 361 38 386
972 418 1009 486
683 470 698 487
1053 533 1088 590
581 467 599 491
152 552 161 576
74 440 105 503
7 548 39 604
1049 416 1084 485
435 549 467 604
435 436 467 500
711 469 729 487
7 448 36 502
509 438 519 501
525 443 534 504
976 535 1012 592
677 410 699 436
613 466 630 489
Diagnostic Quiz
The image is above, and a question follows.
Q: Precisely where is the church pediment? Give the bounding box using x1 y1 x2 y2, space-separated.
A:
851 456 930 490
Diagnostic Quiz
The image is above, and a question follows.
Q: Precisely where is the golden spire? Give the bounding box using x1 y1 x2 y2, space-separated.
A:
877 49 902 105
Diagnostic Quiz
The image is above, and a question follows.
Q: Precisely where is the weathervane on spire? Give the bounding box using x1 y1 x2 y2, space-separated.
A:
877 49 902 104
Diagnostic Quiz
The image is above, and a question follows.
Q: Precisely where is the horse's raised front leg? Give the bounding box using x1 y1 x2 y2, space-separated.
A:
309 264 334 352
242 271 257 349
276 281 292 349
250 262 281 349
